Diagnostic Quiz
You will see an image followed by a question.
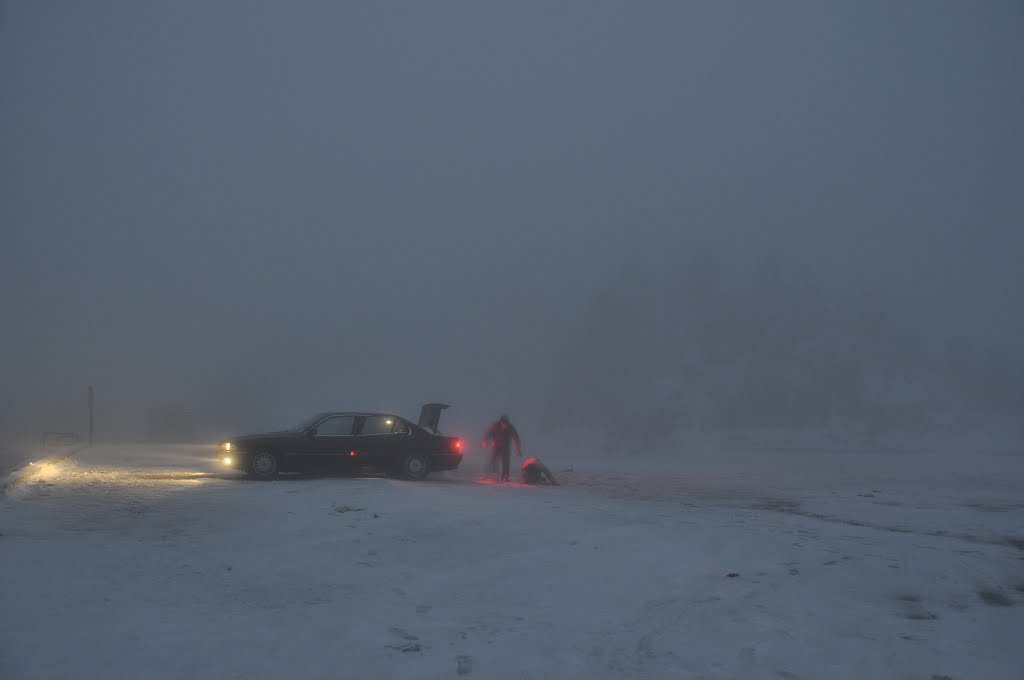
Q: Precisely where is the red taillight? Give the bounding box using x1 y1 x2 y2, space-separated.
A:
350 450 356 457
452 439 462 452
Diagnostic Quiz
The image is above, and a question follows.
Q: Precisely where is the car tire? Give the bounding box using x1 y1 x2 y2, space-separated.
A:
248 451 279 480
399 452 429 481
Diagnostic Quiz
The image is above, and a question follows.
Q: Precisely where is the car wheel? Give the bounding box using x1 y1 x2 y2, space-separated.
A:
248 451 279 480
400 452 429 481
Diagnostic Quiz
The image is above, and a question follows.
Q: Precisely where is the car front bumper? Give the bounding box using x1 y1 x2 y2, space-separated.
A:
217 451 246 471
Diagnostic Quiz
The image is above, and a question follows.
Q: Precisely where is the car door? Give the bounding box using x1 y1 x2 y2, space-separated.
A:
308 414 358 472
356 415 408 471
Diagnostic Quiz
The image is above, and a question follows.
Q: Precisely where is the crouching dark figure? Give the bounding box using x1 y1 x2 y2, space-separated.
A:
520 457 559 486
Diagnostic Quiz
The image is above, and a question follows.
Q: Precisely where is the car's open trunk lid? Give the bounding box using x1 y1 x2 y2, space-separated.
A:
417 403 449 433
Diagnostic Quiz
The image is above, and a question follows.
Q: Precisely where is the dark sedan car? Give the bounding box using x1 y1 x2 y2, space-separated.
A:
217 403 463 480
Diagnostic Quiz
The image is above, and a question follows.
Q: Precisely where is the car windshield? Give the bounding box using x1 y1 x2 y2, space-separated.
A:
291 413 329 432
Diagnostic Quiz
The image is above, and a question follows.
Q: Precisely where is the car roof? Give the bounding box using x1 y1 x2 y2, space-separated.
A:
317 411 403 419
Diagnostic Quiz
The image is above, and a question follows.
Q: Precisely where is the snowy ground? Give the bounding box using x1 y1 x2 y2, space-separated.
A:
2 441 1022 679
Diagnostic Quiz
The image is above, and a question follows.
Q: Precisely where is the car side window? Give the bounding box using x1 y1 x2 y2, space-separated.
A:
391 418 409 434
316 415 355 436
362 416 399 436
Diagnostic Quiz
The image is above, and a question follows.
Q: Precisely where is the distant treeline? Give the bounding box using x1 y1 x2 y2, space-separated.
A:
544 253 1023 444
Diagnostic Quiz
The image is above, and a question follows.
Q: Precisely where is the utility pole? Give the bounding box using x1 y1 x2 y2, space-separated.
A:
88 385 94 447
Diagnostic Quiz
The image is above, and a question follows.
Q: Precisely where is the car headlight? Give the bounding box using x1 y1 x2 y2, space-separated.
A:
223 456 233 466
221 441 232 451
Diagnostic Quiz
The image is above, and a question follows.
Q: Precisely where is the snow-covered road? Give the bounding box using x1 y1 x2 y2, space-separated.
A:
2 444 1022 679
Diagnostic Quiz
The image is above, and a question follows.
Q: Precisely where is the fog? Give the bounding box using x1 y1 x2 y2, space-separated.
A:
2 2 1022 448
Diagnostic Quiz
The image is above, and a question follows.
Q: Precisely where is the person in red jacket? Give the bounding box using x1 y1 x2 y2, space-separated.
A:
480 414 521 482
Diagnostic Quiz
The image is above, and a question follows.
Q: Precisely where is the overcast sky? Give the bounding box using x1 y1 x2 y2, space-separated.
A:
1 2 1021 442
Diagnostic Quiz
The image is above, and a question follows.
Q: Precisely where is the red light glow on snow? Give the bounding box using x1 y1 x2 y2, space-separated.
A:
474 476 526 487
